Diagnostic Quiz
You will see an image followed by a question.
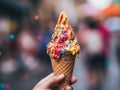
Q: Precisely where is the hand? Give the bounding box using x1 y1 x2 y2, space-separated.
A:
33 73 77 90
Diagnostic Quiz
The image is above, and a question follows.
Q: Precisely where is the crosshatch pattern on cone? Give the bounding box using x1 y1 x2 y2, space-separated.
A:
51 55 76 90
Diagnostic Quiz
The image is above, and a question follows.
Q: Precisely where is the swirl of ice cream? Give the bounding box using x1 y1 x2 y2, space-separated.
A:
47 12 80 59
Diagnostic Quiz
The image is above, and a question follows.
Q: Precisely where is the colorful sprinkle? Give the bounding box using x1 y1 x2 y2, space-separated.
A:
64 58 67 61
61 51 65 55
47 12 80 60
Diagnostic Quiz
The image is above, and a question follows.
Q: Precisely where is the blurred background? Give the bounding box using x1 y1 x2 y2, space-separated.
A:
0 0 120 90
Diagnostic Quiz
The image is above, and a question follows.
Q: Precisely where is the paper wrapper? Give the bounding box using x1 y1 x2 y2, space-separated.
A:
51 55 76 90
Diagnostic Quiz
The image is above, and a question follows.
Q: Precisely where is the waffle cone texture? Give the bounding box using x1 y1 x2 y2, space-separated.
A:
51 55 76 90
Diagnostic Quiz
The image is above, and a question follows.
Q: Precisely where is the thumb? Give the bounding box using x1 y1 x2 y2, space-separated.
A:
43 74 65 88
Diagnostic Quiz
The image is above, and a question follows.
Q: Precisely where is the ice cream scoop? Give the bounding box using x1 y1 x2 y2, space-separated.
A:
47 12 80 60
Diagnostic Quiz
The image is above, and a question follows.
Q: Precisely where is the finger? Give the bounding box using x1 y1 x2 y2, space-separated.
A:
38 73 55 85
70 76 77 84
66 86 73 90
42 74 65 88
33 73 55 89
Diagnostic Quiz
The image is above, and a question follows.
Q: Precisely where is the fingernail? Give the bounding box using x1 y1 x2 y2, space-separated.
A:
58 74 64 78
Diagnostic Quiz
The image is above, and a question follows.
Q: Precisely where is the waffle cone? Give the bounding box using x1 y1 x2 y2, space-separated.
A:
51 55 76 90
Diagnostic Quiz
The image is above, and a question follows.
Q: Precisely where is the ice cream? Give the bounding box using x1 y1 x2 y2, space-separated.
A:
47 12 80 60
47 12 80 90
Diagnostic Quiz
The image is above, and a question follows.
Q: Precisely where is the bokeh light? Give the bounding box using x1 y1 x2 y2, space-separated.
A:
34 15 39 20
87 0 113 10
0 83 5 89
9 34 15 39
5 83 11 90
